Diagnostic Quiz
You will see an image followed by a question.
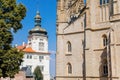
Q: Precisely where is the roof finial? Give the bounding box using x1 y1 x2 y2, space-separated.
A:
34 10 41 27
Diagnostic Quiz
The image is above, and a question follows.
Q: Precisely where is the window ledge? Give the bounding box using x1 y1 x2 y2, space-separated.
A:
93 47 107 51
65 52 72 56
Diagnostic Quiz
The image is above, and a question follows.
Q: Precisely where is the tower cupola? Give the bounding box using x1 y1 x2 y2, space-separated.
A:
29 11 47 35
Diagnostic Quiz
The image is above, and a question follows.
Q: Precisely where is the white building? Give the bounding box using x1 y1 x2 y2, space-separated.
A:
17 11 50 80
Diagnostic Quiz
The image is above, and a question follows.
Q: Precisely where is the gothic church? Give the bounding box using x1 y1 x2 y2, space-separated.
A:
56 0 120 80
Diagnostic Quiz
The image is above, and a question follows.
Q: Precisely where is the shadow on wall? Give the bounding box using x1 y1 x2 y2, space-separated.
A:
99 47 108 80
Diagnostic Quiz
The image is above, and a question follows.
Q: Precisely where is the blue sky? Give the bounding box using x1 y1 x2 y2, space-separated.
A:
13 0 56 76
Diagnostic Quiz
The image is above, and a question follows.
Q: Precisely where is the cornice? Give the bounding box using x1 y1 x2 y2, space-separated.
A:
85 27 110 31
57 31 84 35
56 76 119 79
57 27 110 35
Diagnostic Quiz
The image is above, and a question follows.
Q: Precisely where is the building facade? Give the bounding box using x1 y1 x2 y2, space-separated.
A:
17 11 50 80
56 0 120 80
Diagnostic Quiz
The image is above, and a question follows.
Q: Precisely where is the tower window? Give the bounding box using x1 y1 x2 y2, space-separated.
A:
106 0 109 3
67 63 72 74
40 39 43 41
27 54 32 59
102 35 108 47
30 55 32 59
26 65 32 76
100 0 102 5
39 56 44 60
103 64 108 76
102 60 108 76
39 66 44 72
39 42 44 51
67 41 72 52
103 0 106 4
100 0 109 5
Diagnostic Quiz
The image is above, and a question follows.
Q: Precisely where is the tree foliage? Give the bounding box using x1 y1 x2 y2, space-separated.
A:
34 66 43 80
0 0 26 78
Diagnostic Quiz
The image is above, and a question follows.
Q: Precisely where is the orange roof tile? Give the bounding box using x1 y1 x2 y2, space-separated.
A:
16 45 50 54
23 47 36 53
17 45 26 50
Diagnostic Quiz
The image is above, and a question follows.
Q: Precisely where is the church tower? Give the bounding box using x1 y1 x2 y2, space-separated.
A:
56 0 86 80
56 0 120 80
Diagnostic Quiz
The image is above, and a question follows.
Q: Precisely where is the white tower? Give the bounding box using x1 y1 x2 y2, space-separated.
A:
28 11 48 53
20 11 50 80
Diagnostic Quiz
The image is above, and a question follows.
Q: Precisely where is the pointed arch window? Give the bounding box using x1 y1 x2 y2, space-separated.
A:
67 41 72 52
102 60 108 76
102 35 108 47
67 63 72 74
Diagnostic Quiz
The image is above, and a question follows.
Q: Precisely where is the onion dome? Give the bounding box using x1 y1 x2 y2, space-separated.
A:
29 11 47 35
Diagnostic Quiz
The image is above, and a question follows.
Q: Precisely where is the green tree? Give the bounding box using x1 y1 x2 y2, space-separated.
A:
0 0 26 78
34 66 43 80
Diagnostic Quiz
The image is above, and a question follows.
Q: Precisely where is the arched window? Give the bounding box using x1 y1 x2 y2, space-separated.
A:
102 35 107 47
67 63 72 74
100 0 102 5
102 60 108 76
67 41 72 52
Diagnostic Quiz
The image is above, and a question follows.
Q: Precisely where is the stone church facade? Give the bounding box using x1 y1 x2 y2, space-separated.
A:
56 0 120 80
